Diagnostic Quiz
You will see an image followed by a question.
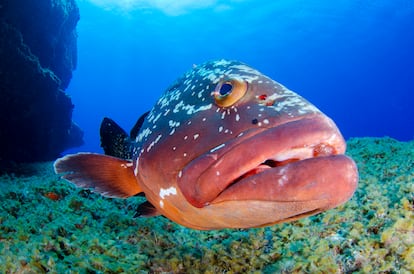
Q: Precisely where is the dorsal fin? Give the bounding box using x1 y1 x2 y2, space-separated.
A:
54 153 142 198
130 111 150 140
100 117 132 159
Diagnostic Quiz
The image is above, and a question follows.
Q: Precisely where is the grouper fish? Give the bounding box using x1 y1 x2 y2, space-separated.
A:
54 59 358 230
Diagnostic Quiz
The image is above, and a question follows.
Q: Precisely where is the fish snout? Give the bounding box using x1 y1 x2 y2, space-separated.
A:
180 114 353 207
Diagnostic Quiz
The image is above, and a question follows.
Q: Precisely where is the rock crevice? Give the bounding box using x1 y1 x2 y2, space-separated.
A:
0 0 83 162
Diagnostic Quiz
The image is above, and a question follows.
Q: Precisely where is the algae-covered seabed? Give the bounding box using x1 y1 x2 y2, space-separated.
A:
0 137 413 273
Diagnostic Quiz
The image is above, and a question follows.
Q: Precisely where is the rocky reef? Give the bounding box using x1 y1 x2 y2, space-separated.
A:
0 0 83 162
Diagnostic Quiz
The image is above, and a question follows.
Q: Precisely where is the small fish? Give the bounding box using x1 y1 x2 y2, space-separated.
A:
54 60 358 230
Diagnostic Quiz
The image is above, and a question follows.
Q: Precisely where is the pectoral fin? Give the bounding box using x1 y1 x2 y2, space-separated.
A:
54 153 142 198
134 201 161 217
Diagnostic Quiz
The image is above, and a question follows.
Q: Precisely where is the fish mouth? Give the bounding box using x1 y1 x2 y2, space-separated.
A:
178 114 358 213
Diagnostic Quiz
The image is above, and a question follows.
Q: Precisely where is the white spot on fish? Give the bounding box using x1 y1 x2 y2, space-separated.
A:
277 167 288 186
210 143 225 152
193 134 200 140
120 162 133 169
159 187 177 199
146 134 162 152
216 171 220 176
235 114 240 122
137 128 152 142
267 93 279 102
152 113 161 124
169 120 180 128
263 119 269 124
215 59 232 66
173 101 184 113
218 126 223 132
178 170 182 178
197 90 204 98
134 159 139 176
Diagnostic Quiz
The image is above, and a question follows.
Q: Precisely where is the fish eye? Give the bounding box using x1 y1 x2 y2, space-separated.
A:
219 82 233 96
213 78 248 107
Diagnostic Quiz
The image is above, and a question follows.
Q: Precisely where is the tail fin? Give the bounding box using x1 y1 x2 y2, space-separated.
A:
54 153 142 198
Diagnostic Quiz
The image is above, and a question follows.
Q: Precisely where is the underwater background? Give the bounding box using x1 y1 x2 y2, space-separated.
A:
67 0 414 154
0 0 413 272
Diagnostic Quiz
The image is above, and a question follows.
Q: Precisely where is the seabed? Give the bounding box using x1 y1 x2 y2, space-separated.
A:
0 137 413 273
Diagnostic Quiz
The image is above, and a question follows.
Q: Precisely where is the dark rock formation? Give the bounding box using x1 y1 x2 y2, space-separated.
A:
0 0 83 162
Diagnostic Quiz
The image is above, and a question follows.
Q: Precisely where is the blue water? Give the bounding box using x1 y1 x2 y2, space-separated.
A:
67 0 414 153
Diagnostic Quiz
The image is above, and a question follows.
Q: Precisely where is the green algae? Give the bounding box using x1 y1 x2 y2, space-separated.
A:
0 137 413 273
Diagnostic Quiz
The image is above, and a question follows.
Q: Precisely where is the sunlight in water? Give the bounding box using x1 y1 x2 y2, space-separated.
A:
84 0 245 15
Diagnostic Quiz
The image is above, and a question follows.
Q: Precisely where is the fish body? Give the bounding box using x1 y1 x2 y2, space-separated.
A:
55 60 358 230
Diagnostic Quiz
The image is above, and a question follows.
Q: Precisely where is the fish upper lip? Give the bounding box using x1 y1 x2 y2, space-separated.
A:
178 114 347 208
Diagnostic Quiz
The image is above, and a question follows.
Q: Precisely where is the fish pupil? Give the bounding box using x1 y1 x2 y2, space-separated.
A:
219 82 233 96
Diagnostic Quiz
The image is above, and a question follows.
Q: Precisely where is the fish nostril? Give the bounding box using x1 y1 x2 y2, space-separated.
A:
252 118 258 125
257 93 275 106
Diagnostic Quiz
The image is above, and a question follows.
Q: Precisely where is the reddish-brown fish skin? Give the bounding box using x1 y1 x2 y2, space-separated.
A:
54 60 358 230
